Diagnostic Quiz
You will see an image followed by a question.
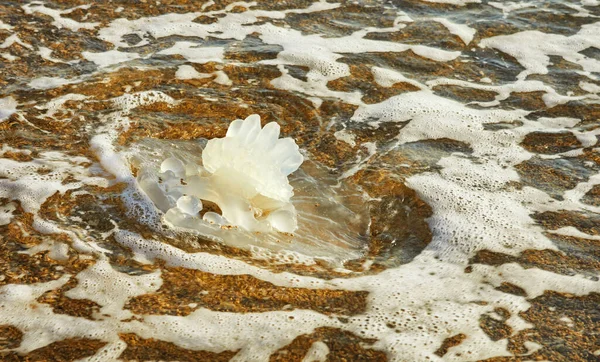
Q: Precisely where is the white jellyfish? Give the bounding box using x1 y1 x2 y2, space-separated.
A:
138 114 304 234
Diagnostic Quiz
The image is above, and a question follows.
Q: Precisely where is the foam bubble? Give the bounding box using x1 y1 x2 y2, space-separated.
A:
480 22 600 80
82 50 141 68
22 3 99 31
158 42 224 64
0 96 17 121
175 65 212 80
28 76 77 90
65 258 162 318
431 18 476 45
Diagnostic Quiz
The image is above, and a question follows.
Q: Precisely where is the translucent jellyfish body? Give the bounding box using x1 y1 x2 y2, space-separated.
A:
138 114 303 234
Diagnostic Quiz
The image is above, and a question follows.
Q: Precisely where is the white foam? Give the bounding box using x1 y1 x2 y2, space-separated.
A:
114 230 330 289
22 3 99 31
580 81 600 93
372 66 425 89
302 341 329 362
331 255 524 361
37 47 67 63
158 42 224 64
0 96 17 121
28 76 76 90
98 13 201 48
0 34 32 50
426 77 593 108
488 1 536 16
0 20 12 30
431 18 476 45
97 6 460 96
82 50 141 68
77 341 127 362
352 91 527 161
65 258 162 319
334 130 357 147
212 70 232 86
0 153 104 214
1 52 18 61
175 65 212 80
0 276 80 353
472 262 600 298
548 226 600 241
137 308 336 360
0 201 16 226
422 0 481 5
480 21 600 80
36 93 88 119
112 90 176 113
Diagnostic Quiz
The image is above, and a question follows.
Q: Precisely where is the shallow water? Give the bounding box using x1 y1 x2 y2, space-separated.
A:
1 0 600 361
